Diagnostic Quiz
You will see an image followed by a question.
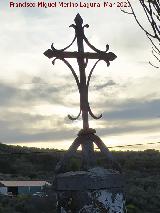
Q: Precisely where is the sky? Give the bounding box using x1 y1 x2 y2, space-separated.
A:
0 0 160 150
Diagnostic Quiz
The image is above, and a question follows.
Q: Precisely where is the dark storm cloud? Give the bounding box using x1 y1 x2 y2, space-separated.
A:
0 81 57 106
16 128 75 143
94 98 160 137
0 125 75 144
0 112 49 126
94 80 116 90
0 79 160 144
102 98 160 121
97 120 160 137
0 83 18 105
1 97 160 144
0 111 76 143
0 77 76 107
0 79 78 144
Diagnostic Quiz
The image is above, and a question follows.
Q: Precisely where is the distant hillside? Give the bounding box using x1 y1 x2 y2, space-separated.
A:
0 143 160 178
0 143 160 212
0 143 62 181
0 142 60 154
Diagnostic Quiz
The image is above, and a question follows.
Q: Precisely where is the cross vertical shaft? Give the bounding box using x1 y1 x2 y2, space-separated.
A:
75 15 89 130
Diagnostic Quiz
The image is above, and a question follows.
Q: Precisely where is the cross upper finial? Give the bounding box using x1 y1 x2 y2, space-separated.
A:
74 13 83 25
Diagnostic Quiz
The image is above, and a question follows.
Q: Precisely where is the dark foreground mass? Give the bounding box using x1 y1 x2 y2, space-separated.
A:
0 143 160 213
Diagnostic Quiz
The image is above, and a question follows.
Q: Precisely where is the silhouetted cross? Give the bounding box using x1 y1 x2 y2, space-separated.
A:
44 14 117 130
44 14 119 172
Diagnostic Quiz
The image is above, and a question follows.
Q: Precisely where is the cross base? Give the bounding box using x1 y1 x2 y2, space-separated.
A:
55 129 121 173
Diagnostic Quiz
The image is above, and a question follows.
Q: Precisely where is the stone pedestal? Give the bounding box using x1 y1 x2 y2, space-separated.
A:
55 167 126 213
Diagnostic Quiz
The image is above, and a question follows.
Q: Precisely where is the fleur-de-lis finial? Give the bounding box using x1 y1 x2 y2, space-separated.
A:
74 13 83 25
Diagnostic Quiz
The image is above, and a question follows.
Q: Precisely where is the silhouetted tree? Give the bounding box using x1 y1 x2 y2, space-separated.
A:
122 0 160 68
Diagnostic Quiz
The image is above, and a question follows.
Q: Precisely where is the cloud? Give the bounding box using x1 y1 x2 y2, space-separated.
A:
0 1 159 148
94 80 116 90
102 98 160 121
97 122 160 136
0 78 79 144
0 75 160 146
94 98 160 137
0 124 75 144
0 110 76 143
98 119 160 137
0 77 78 107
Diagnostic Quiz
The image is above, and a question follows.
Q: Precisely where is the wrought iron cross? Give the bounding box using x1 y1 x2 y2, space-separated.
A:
44 14 116 130
44 14 119 172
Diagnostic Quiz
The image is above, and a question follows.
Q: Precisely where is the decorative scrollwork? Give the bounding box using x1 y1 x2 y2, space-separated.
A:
84 34 109 54
88 105 102 119
68 109 82 121
52 57 80 92
87 59 101 88
51 35 76 53
83 34 117 66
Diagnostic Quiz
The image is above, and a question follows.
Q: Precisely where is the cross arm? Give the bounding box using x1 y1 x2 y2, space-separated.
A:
44 49 117 62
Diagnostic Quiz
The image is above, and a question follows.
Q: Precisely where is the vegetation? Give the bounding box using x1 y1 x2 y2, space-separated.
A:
0 194 57 213
0 143 160 212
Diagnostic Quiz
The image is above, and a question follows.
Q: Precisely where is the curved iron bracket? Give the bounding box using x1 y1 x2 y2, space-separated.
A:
59 58 80 92
88 105 102 119
68 109 81 121
83 31 117 67
52 57 81 120
51 35 76 53
87 59 101 88
52 58 80 91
